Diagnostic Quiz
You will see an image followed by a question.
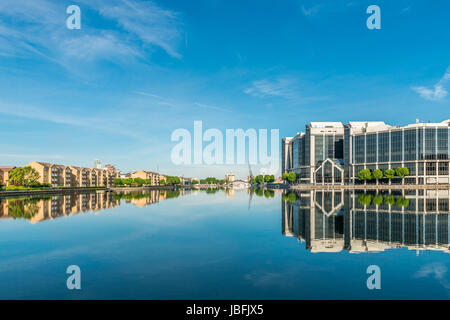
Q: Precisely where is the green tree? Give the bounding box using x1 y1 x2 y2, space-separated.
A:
8 166 40 187
133 177 145 186
160 179 166 185
282 173 289 181
122 178 133 186
255 175 264 184
373 169 383 180
357 169 372 181
287 172 297 183
396 167 410 178
384 169 395 180
263 175 275 183
191 180 199 184
113 178 123 186
166 176 181 185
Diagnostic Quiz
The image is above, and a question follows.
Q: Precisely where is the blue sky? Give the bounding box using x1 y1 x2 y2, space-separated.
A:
0 0 449 178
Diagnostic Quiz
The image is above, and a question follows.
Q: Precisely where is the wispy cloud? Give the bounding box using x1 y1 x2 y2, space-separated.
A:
0 101 148 141
134 91 231 112
193 102 231 112
96 0 182 59
244 78 297 99
412 67 450 101
301 5 322 17
413 263 450 290
0 0 182 67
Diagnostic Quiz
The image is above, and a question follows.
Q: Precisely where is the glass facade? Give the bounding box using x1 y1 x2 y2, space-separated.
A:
292 139 299 169
391 131 402 162
352 128 450 165
404 129 416 161
437 128 448 160
424 128 436 160
284 121 450 185
378 132 389 162
313 135 344 165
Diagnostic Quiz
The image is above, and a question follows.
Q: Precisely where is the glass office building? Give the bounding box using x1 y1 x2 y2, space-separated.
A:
282 122 344 184
282 119 450 185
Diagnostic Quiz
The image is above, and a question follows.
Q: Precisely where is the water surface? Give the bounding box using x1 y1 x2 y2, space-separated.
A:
0 188 449 299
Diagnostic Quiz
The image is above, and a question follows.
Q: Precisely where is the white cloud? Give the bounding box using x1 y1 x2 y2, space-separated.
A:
412 85 447 101
412 68 450 101
413 263 450 290
244 78 297 99
301 5 322 17
0 0 182 65
96 0 182 59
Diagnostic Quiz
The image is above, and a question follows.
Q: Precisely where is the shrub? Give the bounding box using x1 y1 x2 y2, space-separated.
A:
357 169 372 181
373 169 383 180
395 167 410 178
384 169 395 179
287 172 297 182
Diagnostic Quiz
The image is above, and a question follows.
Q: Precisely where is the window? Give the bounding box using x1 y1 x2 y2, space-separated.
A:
424 128 436 160
391 131 402 162
354 135 365 164
315 135 324 164
366 134 376 163
438 162 449 176
426 162 436 175
378 132 389 162
293 139 299 169
404 129 417 161
437 128 448 160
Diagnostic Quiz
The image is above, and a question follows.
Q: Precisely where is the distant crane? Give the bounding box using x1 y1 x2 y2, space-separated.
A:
248 162 254 181
248 162 254 211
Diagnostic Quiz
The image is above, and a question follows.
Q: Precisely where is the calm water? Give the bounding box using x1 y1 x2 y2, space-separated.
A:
0 188 449 299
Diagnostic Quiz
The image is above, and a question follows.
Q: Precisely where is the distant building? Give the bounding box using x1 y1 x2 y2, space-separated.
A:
130 170 162 185
94 159 101 169
27 161 120 187
281 137 294 175
180 177 193 186
228 180 250 189
225 173 235 183
0 166 16 187
159 174 167 183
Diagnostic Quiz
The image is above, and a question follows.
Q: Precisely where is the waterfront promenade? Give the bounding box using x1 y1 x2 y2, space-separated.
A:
289 184 450 190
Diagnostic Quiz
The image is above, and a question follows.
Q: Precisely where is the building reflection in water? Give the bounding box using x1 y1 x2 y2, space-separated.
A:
0 189 185 224
282 189 450 254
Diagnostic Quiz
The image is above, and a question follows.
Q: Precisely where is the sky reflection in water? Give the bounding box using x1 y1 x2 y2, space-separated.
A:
0 188 449 299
